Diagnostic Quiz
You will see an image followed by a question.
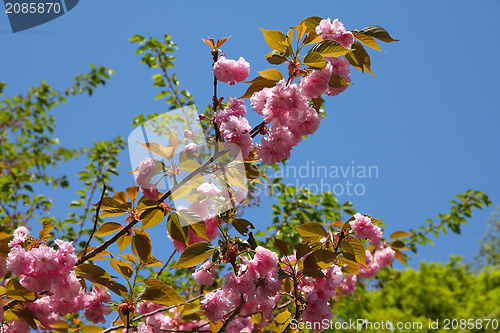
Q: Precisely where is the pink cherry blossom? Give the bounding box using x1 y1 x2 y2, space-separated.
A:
374 246 396 267
183 130 193 138
193 260 216 285
349 213 382 248
340 274 357 295
136 157 155 187
184 142 198 153
6 245 32 276
197 183 221 196
257 125 299 164
214 97 247 126
84 286 112 324
358 250 381 278
315 18 354 49
9 225 29 247
213 56 250 85
325 56 351 96
299 63 333 98
288 107 323 140
301 299 333 332
253 246 278 276
220 115 251 141
200 289 232 322
137 316 161 333
250 87 272 115
137 301 163 315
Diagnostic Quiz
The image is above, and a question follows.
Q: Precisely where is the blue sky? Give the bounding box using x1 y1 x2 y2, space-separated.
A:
1 1 499 268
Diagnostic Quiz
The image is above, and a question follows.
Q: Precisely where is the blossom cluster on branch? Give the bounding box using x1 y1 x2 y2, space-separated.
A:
0 16 403 333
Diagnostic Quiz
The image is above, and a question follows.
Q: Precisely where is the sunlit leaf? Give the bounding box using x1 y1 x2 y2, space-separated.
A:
259 28 287 52
172 242 215 269
295 222 328 238
95 222 122 236
257 68 284 82
303 51 327 69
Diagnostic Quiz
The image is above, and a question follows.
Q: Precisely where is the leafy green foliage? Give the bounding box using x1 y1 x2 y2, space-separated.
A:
328 258 500 333
0 66 116 235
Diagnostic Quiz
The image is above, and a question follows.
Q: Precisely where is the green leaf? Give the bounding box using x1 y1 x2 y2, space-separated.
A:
257 68 283 82
274 309 292 332
303 30 323 45
352 31 382 51
75 264 128 297
142 208 165 229
92 197 129 210
296 16 323 33
109 259 134 280
295 222 328 238
80 325 105 333
137 141 175 160
329 73 352 88
346 237 367 267
304 249 337 269
259 28 287 52
142 278 185 306
345 41 374 77
232 218 255 236
390 231 412 238
95 222 122 236
6 279 39 302
340 240 356 262
240 77 276 99
303 51 327 69
167 213 188 246
265 51 287 65
358 25 399 43
117 235 132 252
132 233 152 263
179 160 201 172
391 240 409 250
296 243 312 259
274 238 289 256
38 220 52 240
172 242 215 269
310 40 352 57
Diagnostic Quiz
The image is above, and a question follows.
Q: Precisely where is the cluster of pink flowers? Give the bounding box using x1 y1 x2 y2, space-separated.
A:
200 246 281 331
374 246 396 268
136 157 159 200
214 97 253 159
213 56 250 85
339 274 357 295
325 56 351 96
197 183 221 197
2 227 113 330
193 260 216 285
298 265 343 331
251 80 323 164
315 18 354 49
349 213 382 248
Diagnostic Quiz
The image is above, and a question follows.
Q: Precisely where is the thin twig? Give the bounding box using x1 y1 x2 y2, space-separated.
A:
100 295 204 333
76 150 226 267
82 184 107 259
217 295 245 333
155 250 176 279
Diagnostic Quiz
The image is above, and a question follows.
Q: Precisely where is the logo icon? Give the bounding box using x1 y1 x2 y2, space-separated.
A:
4 0 79 33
